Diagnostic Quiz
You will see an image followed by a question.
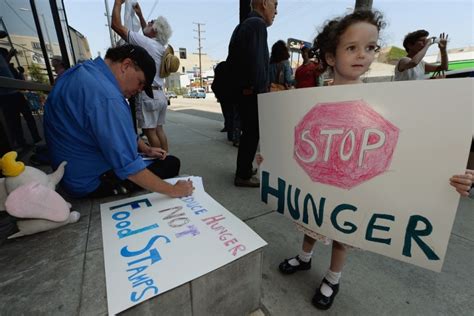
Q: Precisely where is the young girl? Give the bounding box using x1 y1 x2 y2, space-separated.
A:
277 10 386 310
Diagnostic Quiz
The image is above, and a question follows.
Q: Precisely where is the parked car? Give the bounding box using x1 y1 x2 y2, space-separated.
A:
190 88 206 99
165 91 177 98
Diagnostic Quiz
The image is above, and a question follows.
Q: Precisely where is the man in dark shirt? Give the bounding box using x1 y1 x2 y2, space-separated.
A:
0 47 41 146
228 0 278 187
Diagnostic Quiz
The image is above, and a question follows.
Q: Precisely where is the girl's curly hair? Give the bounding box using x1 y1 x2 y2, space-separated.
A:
313 10 385 73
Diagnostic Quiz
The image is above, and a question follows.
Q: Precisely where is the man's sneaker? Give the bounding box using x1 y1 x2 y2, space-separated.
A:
279 256 312 274
234 176 260 187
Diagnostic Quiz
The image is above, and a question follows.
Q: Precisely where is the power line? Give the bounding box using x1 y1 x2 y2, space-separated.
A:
146 0 160 21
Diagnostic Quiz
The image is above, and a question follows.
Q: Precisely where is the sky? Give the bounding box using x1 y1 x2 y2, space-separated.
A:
60 0 473 62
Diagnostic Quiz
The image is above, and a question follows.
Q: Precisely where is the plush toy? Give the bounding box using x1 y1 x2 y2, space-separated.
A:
0 151 80 240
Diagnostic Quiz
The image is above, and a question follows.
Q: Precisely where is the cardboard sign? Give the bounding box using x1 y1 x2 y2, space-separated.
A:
258 79 473 272
101 177 267 315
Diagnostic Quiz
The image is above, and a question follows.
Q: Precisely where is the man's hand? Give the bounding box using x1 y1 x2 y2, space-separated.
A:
438 33 448 50
169 179 194 198
423 37 433 48
133 3 143 16
115 0 125 5
450 169 473 197
144 146 167 160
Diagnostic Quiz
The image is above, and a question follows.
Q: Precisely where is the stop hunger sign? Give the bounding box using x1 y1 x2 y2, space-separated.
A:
294 100 399 189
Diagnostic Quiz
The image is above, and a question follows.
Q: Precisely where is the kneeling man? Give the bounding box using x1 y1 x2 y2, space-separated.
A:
44 44 193 198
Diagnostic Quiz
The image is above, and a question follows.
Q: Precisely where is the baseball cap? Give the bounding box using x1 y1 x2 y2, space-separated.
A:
126 45 156 98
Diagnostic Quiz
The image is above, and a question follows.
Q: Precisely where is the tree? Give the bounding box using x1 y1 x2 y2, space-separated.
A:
28 63 48 84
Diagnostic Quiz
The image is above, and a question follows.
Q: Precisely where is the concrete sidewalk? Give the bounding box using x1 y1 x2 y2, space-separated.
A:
0 109 473 315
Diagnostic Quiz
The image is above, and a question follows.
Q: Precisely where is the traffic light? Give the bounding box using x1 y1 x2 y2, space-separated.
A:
179 48 187 59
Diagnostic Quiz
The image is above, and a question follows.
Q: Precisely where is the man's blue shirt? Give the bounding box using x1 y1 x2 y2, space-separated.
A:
44 57 146 197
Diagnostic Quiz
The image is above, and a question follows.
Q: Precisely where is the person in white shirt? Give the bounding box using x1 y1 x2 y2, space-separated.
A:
112 0 174 151
394 29 448 81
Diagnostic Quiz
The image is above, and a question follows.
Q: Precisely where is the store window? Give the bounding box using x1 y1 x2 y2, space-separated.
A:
55 0 75 65
0 0 50 83
0 0 77 154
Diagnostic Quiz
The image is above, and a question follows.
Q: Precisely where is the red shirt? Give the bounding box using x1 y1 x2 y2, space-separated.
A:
295 62 322 89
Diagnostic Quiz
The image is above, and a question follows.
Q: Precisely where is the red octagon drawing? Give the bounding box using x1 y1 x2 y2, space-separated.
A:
294 100 399 189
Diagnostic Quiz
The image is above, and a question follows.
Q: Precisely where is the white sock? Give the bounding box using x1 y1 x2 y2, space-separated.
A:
288 250 313 266
320 270 341 297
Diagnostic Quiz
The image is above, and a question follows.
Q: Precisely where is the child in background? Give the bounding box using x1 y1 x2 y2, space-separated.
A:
277 10 386 310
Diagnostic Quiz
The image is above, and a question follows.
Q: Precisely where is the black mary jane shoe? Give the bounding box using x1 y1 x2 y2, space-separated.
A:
311 278 339 310
278 256 311 274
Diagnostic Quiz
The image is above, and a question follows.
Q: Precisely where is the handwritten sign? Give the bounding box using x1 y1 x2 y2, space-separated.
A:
294 100 399 189
100 176 267 315
258 79 473 272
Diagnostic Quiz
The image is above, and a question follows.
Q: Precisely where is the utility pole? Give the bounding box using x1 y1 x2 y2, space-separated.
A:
40 14 52 54
354 0 373 11
104 0 115 47
193 22 206 88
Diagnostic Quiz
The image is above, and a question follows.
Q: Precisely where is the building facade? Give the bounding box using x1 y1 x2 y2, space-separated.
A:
163 47 218 93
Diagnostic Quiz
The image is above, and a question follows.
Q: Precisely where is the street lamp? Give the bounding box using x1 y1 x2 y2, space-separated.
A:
19 8 53 54
40 13 52 54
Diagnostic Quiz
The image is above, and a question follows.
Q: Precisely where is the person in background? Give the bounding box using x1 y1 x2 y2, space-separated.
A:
212 61 241 147
269 40 293 89
51 55 68 80
228 0 278 187
112 0 178 152
0 47 41 146
394 29 448 81
44 44 192 199
295 43 323 88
